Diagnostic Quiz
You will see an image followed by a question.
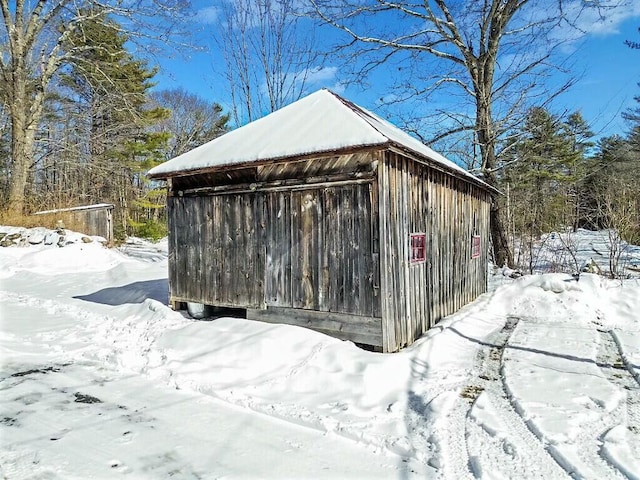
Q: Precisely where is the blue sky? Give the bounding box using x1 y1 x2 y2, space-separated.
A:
152 2 640 144
556 13 640 138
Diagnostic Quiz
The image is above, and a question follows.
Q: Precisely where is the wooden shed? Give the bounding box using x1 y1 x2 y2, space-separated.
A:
35 203 114 243
148 90 493 352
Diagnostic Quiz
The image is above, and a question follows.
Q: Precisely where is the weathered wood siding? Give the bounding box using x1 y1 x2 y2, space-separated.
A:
166 149 490 351
247 308 382 347
379 151 491 352
170 151 378 192
167 153 383 345
168 193 265 308
264 183 379 317
78 208 114 242
35 206 114 242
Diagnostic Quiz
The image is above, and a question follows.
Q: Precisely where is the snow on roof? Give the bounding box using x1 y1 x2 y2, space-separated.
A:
148 89 485 187
34 203 114 215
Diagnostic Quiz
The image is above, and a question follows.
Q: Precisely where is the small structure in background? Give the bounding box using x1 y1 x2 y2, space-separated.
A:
149 89 495 352
34 204 114 243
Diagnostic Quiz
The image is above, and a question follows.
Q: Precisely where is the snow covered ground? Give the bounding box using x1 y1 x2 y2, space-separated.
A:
508 228 640 278
1 226 639 479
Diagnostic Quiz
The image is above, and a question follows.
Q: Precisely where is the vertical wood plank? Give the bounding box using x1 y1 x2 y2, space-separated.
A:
378 153 397 352
370 177 382 318
265 191 292 307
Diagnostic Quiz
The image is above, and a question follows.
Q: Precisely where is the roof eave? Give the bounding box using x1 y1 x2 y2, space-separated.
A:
386 143 500 195
147 143 388 180
149 141 500 196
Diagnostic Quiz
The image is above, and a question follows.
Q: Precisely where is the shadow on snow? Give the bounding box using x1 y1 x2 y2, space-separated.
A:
74 279 168 306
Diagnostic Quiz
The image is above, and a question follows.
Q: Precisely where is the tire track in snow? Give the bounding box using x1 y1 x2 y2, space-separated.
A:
414 291 502 479
465 316 570 479
405 383 473 479
536 327 635 480
609 330 640 387
498 317 627 480
595 329 640 478
432 391 474 480
597 329 640 429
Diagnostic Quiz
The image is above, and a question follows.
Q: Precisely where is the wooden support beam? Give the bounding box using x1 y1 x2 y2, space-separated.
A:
175 173 375 197
247 307 383 347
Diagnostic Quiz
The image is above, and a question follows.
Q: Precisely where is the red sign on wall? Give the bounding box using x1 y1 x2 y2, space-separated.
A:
410 233 426 264
471 235 481 259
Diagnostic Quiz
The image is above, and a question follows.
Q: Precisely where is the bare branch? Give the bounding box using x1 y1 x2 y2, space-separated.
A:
309 0 618 268
215 0 326 126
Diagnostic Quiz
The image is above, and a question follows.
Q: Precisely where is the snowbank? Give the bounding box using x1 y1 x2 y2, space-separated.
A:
2 225 639 479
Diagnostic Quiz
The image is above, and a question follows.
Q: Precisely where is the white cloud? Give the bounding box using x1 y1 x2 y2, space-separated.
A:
506 0 640 57
196 6 220 24
543 0 640 47
376 93 400 106
304 66 338 84
509 0 640 53
255 65 340 102
568 0 640 36
302 66 345 94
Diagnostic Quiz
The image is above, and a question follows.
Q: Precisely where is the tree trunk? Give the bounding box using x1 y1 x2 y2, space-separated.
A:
490 199 512 268
7 144 29 215
4 15 45 216
476 91 514 268
7 82 36 215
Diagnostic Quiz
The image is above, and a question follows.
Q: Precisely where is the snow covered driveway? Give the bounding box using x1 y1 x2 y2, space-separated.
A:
1 238 419 479
1 229 640 479
3 360 409 479
461 275 640 480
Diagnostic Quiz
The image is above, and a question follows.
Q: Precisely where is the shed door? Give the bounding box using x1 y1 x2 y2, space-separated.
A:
264 183 378 316
168 193 265 309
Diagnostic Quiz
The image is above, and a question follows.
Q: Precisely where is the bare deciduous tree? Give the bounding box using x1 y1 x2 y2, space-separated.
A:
0 0 190 215
215 0 325 125
309 0 619 268
152 88 229 160
592 166 638 278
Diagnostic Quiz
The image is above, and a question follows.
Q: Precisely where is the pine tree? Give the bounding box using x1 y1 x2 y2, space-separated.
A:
563 112 594 231
502 107 581 237
622 83 640 156
60 9 169 237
